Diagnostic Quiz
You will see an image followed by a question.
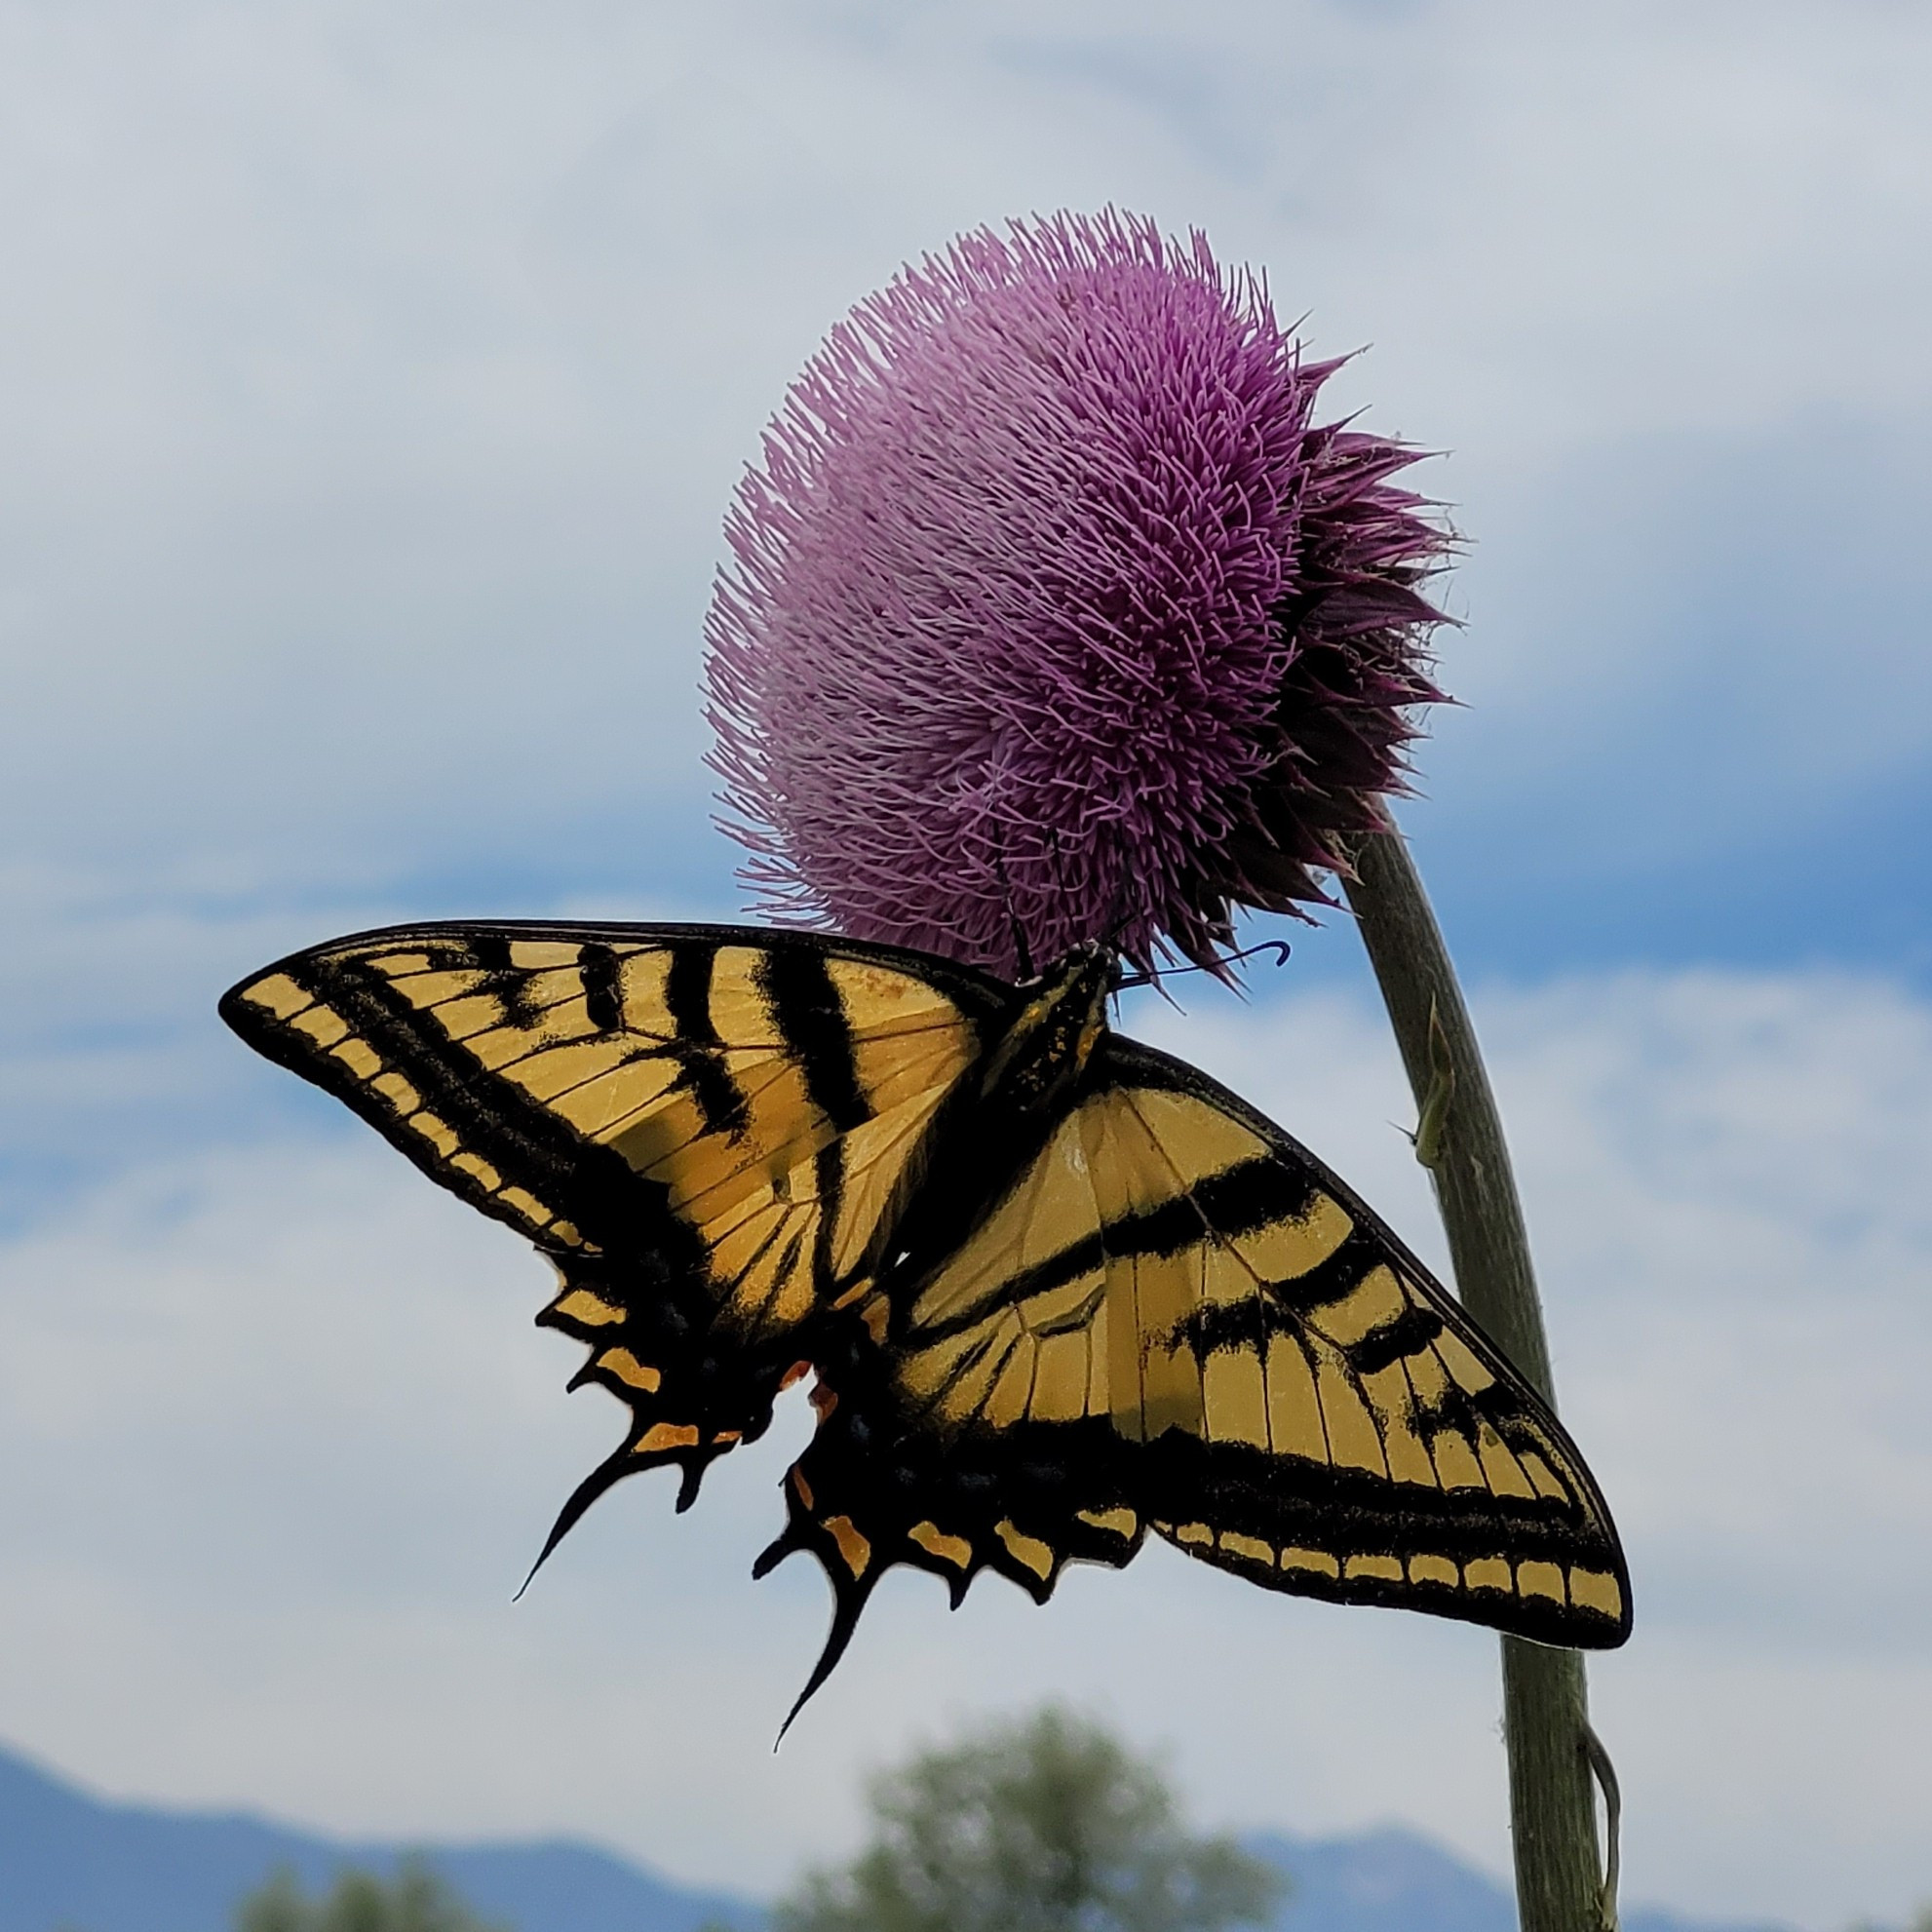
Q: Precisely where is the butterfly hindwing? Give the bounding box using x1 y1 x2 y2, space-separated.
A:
769 1033 1629 1660
221 922 1002 1508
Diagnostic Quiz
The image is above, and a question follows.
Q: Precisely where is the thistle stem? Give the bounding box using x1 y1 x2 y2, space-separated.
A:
1341 821 1612 1932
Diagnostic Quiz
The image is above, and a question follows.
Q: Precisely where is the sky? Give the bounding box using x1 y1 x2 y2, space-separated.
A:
0 1 1928 1926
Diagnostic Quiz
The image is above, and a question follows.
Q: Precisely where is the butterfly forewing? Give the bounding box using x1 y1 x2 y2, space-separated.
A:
221 923 999 1498
775 1034 1629 1652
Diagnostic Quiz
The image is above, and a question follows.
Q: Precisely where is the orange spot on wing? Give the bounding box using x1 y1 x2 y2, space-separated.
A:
632 1422 701 1454
824 1515 871 1576
908 1522 973 1569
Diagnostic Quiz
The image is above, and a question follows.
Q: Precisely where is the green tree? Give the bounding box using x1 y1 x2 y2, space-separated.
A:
233 1856 509 1932
774 1707 1284 1932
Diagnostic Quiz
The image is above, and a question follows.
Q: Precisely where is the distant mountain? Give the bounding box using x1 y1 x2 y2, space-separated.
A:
0 1737 1794 1932
0 1742 758 1932
1247 1828 1791 1932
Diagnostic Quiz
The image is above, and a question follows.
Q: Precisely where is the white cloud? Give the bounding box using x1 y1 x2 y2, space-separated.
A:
3 6 1930 1924
1152 964 1932 1924
2 0 1929 888
3 964 1929 1928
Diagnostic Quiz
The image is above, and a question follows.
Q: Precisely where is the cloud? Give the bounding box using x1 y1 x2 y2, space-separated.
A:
4 963 1929 1928
4 8 1932 1925
3 0 1930 925
1152 964 1932 1925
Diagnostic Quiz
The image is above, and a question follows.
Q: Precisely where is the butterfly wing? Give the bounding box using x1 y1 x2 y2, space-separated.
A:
764 1031 1629 1695
220 922 1005 1520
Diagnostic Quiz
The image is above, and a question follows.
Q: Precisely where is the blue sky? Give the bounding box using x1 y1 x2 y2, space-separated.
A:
1 4 1930 1929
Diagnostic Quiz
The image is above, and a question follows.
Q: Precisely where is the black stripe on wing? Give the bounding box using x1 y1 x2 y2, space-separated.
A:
662 944 751 1142
1089 1032 1632 1635
760 946 870 1136
222 934 681 1258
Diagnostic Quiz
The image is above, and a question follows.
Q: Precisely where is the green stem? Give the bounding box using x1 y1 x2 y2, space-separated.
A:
1341 820 1612 1932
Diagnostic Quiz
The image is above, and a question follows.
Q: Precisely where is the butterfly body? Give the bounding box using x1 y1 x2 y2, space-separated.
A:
850 944 1112 1292
221 919 1630 1719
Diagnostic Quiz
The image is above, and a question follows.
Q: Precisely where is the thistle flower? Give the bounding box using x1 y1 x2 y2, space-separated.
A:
705 210 1449 980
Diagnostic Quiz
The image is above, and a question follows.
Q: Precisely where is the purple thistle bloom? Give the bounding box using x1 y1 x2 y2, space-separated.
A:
705 210 1449 980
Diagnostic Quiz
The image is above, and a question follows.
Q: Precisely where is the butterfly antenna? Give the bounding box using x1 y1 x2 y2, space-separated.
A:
987 829 1034 981
1114 939 1293 991
1102 872 1134 953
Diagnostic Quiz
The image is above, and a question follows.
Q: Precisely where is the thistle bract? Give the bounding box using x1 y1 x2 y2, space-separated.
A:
706 210 1448 979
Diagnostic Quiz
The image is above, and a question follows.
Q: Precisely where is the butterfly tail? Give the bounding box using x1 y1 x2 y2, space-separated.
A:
753 1472 885 1747
771 1562 877 1750
514 1447 645 1601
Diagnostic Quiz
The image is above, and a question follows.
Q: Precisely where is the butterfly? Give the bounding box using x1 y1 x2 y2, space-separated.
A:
222 920 1630 1722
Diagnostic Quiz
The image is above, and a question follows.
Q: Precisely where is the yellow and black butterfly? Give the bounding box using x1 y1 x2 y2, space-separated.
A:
221 921 1630 1719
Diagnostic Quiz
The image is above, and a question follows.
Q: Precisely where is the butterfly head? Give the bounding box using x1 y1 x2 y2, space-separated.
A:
980 941 1115 1110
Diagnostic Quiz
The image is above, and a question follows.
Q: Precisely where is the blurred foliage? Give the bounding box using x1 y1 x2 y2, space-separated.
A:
774 1706 1284 1932
233 1856 509 1932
